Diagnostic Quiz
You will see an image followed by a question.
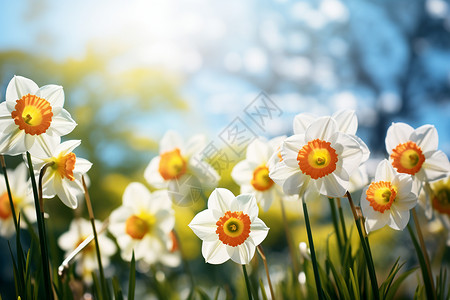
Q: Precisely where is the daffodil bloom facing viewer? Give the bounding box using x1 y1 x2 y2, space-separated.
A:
0 76 77 156
29 139 92 209
189 188 269 265
58 218 116 284
269 116 364 201
232 137 289 211
109 182 175 264
360 159 418 233
144 130 219 206
0 164 35 237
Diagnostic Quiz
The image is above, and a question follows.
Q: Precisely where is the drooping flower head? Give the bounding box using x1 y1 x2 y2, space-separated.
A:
269 116 364 201
232 136 290 211
58 218 116 284
109 182 175 264
360 159 418 233
29 139 92 209
385 123 450 189
144 131 219 206
0 76 77 156
0 164 35 237
189 188 269 265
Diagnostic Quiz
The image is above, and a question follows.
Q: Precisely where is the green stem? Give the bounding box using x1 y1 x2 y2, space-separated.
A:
82 176 108 300
242 265 254 300
345 191 379 300
407 215 436 300
26 152 54 300
328 198 343 253
302 200 324 300
0 155 18 231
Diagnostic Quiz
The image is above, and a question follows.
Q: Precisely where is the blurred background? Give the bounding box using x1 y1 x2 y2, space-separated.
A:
1 0 450 298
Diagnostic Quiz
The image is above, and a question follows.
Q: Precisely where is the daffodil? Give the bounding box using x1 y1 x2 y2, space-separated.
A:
0 76 76 156
385 122 450 190
426 175 450 246
269 116 364 201
232 137 290 211
29 139 92 209
144 130 219 206
109 182 175 264
0 164 35 237
188 188 269 265
58 218 116 283
360 159 418 233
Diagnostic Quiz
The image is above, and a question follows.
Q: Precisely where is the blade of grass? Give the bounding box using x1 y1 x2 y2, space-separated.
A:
328 198 343 253
128 251 136 300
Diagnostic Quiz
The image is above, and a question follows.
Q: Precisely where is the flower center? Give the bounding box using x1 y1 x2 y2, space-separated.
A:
0 192 13 220
51 152 76 181
216 211 251 247
158 148 187 180
366 181 397 213
432 188 450 216
297 139 338 179
251 165 274 191
125 212 155 240
11 94 53 135
391 141 425 175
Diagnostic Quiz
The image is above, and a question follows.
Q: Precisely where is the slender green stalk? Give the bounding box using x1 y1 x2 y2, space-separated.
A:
278 197 300 275
328 198 343 252
26 152 53 300
257 245 276 300
407 212 436 300
345 191 379 300
302 200 324 300
82 176 108 300
242 265 254 300
0 155 18 231
336 198 348 243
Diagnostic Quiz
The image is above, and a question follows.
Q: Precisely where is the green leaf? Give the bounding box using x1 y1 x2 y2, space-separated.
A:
384 268 417 300
213 287 221 300
112 277 124 300
349 268 360 300
327 259 351 300
259 279 268 300
195 287 211 300
128 251 136 300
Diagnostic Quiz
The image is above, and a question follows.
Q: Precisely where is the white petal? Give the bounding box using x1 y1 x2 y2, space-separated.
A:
349 134 370 164
231 160 255 185
6 76 39 111
36 84 64 108
305 117 338 142
160 130 183 153
303 184 321 202
334 133 363 179
55 177 78 208
55 140 81 154
0 127 27 156
281 134 305 168
259 189 275 212
421 151 450 181
188 209 218 242
293 113 317 135
227 242 255 265
234 194 258 221
208 188 235 218
144 156 168 189
374 159 397 182
269 161 298 187
388 209 410 230
167 173 203 206
74 158 92 174
332 110 358 135
249 218 269 245
49 109 77 136
385 122 414 154
411 125 438 153
283 172 308 196
149 190 173 211
202 240 229 264
246 138 271 164
0 102 13 128
188 160 219 188
184 134 207 158
28 134 60 158
319 173 347 198
122 182 152 210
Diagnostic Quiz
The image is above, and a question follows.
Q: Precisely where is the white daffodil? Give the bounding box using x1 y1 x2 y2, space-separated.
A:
269 117 364 201
0 76 76 156
109 182 175 264
293 110 370 163
30 139 92 209
232 137 289 211
385 122 450 189
426 175 450 246
144 130 219 206
188 188 269 265
348 164 369 193
58 218 116 284
0 164 35 237
360 159 418 233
